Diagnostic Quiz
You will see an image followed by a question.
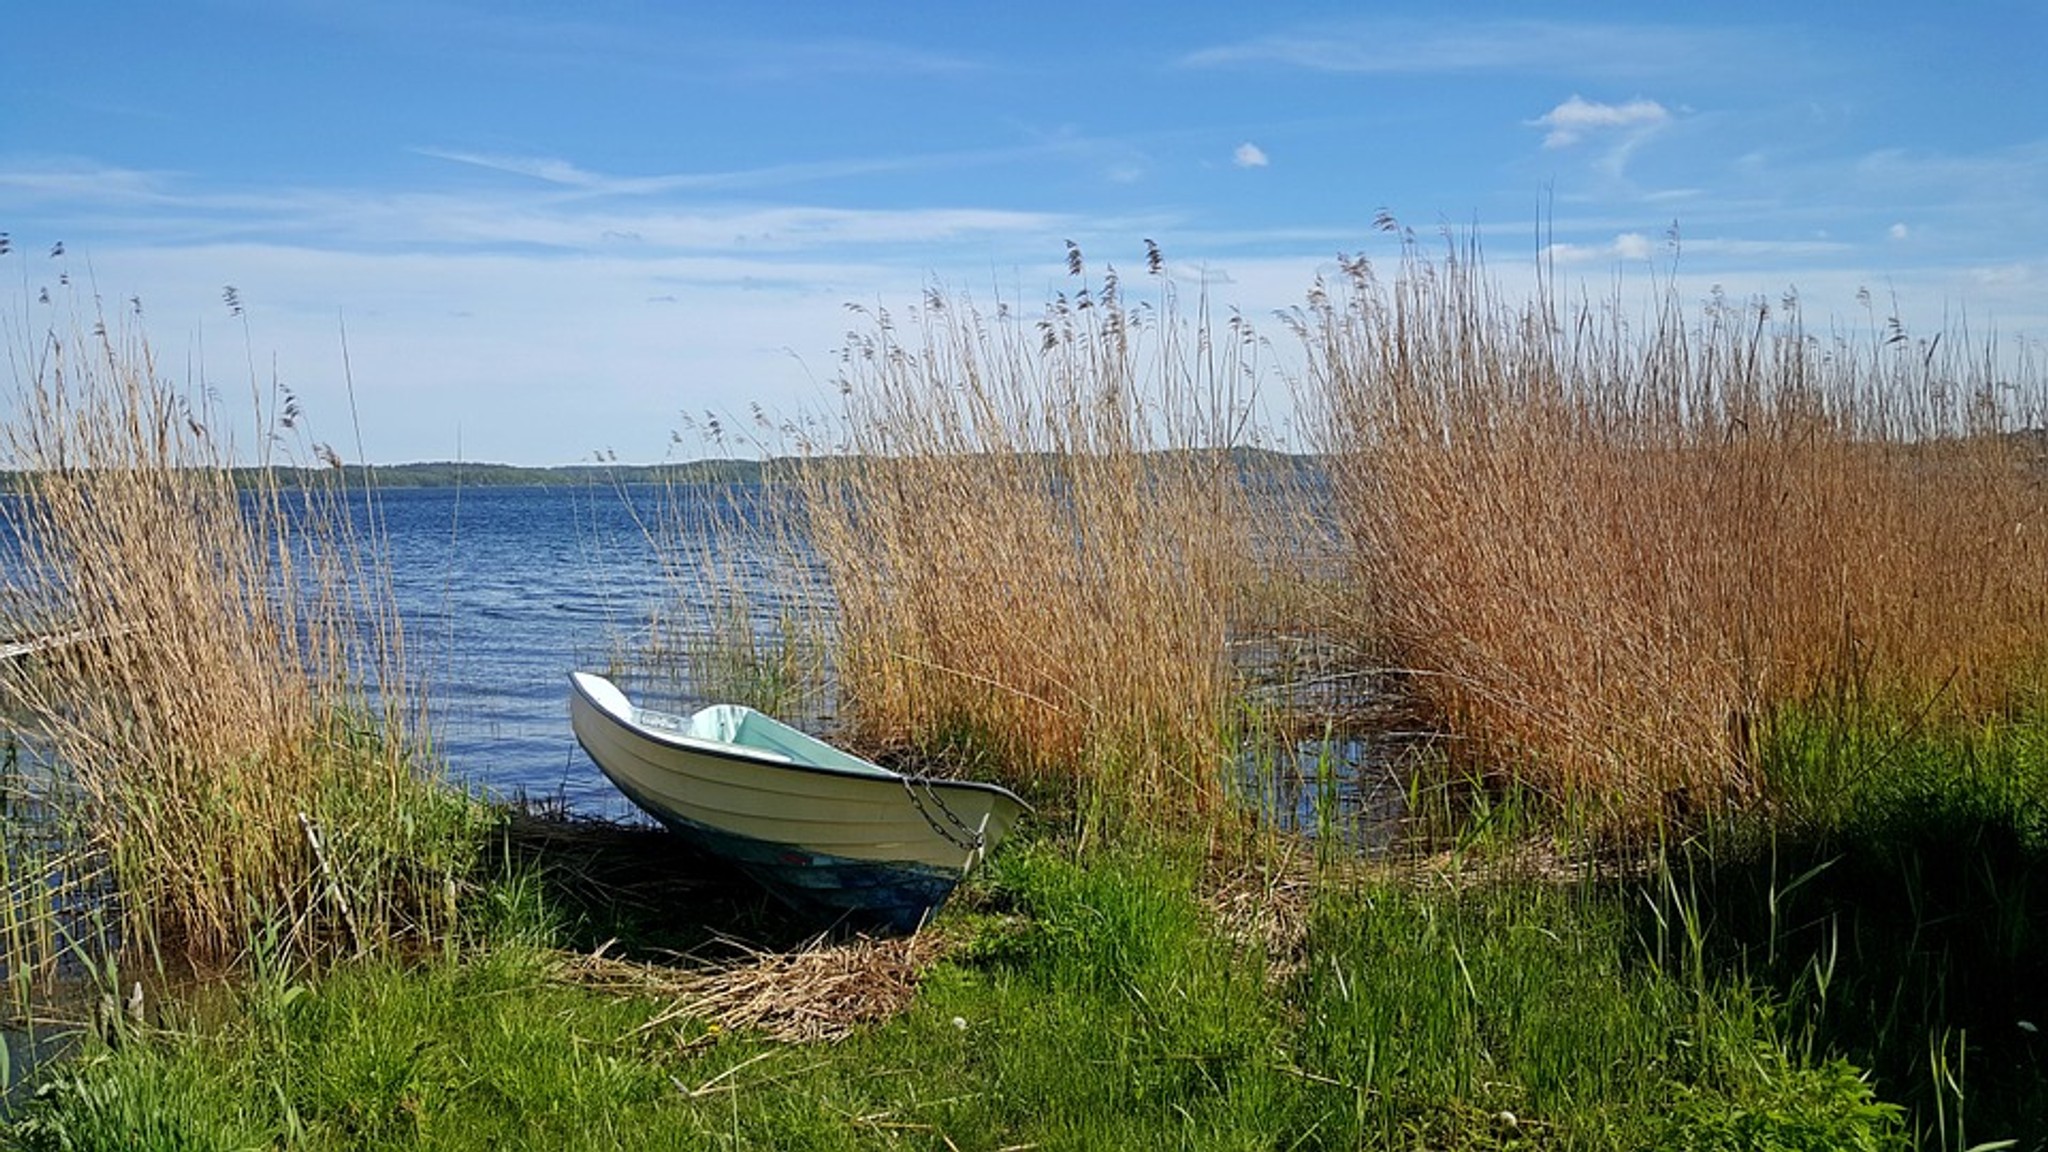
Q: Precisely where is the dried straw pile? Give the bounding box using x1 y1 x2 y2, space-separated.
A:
552 931 948 1044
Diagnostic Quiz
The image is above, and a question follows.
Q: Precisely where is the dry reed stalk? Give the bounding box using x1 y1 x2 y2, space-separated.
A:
1 303 466 970
1201 837 1316 983
631 466 831 722
552 931 946 1044
791 258 1283 812
1298 239 2048 827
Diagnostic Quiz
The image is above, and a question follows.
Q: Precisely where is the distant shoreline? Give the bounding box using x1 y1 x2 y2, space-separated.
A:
266 459 775 489
0 459 774 492
1 447 1331 492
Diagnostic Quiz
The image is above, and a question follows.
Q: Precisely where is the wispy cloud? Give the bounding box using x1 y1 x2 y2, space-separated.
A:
414 150 611 188
1698 140 2048 261
1524 95 1676 189
1852 141 2048 203
0 161 184 206
1181 20 1763 81
1530 96 1670 149
1965 262 2034 289
725 37 982 81
0 157 1075 257
415 147 928 197
1676 236 1856 261
1233 142 1270 169
415 135 1137 200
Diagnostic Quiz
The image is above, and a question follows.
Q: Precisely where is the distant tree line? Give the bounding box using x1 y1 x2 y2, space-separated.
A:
0 448 1338 493
241 459 776 489
0 459 773 493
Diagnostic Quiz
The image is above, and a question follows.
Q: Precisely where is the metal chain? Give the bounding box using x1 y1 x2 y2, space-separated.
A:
901 774 985 854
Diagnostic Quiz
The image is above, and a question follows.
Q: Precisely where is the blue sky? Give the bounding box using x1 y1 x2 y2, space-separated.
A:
5 1 2044 464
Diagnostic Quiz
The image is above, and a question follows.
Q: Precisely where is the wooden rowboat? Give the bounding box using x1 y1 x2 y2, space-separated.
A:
568 671 1029 931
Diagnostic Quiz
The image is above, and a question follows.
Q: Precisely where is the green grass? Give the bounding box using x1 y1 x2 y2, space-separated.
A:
1671 705 2048 1148
5 829 1911 1151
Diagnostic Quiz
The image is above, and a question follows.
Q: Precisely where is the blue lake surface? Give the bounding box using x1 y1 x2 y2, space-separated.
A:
366 482 783 818
0 480 789 819
5 477 1399 836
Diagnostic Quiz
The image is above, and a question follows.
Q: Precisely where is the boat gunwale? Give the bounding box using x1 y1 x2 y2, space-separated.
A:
568 672 1031 810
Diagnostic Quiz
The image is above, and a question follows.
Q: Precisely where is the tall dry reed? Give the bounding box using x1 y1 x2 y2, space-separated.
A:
1297 236 2048 825
1 300 473 976
628 463 830 723
791 250 1284 812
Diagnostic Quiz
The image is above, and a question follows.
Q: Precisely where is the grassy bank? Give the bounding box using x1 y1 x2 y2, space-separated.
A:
6 822 1918 1151
11 738 2033 1147
1682 704 2048 1142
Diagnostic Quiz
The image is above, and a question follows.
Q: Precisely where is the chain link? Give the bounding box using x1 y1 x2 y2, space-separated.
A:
901 773 986 854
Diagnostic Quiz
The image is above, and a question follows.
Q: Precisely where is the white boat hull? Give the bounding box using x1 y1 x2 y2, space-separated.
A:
568 672 1027 928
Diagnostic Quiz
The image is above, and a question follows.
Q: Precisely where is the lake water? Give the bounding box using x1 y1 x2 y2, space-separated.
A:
0 481 789 821
5 479 1402 835
367 482 788 818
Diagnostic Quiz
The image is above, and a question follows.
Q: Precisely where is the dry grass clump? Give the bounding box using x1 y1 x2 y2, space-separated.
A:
1201 839 1316 983
1 304 472 975
1297 237 2048 826
553 932 945 1044
793 249 1285 813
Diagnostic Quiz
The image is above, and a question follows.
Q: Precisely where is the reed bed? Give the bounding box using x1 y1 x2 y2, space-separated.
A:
1296 236 2048 827
789 250 1291 813
0 303 476 980
628 466 830 724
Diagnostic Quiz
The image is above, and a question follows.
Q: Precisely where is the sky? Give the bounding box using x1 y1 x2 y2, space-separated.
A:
4 1 2045 465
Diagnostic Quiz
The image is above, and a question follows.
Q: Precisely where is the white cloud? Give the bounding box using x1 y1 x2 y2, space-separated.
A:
1543 231 1657 265
730 37 980 81
0 157 1075 256
1888 222 1910 240
1613 232 1652 260
1531 96 1670 148
416 135 1146 200
1966 263 2032 288
1233 142 1270 169
0 161 195 212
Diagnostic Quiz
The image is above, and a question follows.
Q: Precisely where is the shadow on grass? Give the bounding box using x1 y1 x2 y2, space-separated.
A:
477 807 854 961
1656 718 2048 1147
